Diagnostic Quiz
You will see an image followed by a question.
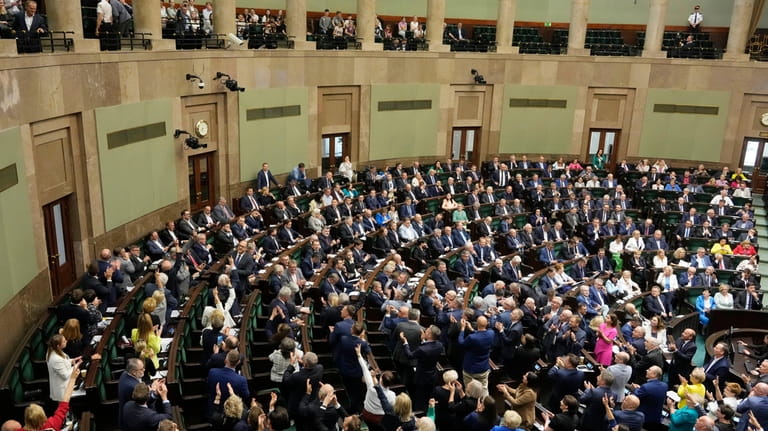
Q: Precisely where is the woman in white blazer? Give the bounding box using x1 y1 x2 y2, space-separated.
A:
47 334 81 402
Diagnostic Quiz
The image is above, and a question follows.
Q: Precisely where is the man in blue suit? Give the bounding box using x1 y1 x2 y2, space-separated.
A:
239 187 261 212
452 250 476 282
632 365 667 431
690 247 713 269
643 286 673 319
736 382 768 431
118 358 149 429
580 371 618 431
122 382 172 431
256 162 279 190
207 350 250 417
702 342 732 391
547 354 585 410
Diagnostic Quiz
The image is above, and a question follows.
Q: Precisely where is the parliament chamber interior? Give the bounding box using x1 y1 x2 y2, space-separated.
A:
1 0 768 430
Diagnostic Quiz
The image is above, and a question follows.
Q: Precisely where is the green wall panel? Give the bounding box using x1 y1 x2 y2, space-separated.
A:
239 87 309 181
0 127 39 306
499 85 578 155
639 89 730 163
95 99 177 231
369 84 440 161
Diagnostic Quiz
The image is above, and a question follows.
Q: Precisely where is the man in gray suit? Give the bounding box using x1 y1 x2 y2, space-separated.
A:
213 197 235 224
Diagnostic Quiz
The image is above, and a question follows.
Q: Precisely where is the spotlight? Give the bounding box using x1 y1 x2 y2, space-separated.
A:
174 129 208 150
214 72 246 92
186 73 205 89
471 69 486 85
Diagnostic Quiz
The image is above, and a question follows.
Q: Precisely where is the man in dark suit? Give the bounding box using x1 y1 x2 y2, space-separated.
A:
580 372 617 431
736 283 763 310
239 187 261 212
145 231 169 261
667 328 697 385
80 263 110 306
14 1 46 53
589 248 614 276
547 354 585 410
213 223 236 258
282 352 324 428
230 241 255 295
256 162 279 190
632 339 665 384
643 286 672 319
702 342 732 391
57 289 99 334
401 324 445 411
392 309 425 395
206 351 250 417
632 365 668 430
122 383 172 431
118 358 148 429
177 210 202 240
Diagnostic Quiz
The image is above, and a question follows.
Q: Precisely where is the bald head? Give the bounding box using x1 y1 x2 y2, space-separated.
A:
1 420 22 431
476 315 488 330
694 416 715 431
754 382 768 396
622 395 639 410
648 365 663 379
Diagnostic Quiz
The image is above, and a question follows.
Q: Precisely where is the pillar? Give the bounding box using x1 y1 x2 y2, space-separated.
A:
286 0 312 50
495 0 519 54
214 0 236 37
567 0 591 56
45 0 99 52
642 0 669 58
132 0 174 50
427 0 449 52
357 0 377 51
723 0 755 61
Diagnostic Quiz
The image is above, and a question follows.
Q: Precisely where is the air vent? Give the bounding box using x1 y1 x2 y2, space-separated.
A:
246 105 302 121
0 163 18 193
509 98 567 108
107 122 167 150
377 100 433 111
653 104 719 115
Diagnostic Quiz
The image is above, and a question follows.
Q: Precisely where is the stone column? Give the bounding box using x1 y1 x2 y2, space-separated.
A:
45 0 100 52
642 0 669 58
723 0 755 61
286 0 312 50
427 0 449 52
495 0 519 54
567 0 591 56
132 0 173 50
357 0 377 51
214 0 236 37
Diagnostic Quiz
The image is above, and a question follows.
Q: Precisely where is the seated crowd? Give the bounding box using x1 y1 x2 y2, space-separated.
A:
6 154 768 431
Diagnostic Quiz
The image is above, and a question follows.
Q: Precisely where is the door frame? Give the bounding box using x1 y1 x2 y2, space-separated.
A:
188 151 217 212
321 133 350 173
42 196 76 298
587 128 621 171
451 126 482 168
740 137 768 193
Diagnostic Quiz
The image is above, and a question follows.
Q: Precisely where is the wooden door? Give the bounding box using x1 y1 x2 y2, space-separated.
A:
321 133 349 172
42 196 76 297
188 152 216 211
588 128 621 171
740 137 768 193
451 127 481 168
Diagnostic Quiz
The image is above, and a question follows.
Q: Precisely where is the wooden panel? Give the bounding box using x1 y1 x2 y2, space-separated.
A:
320 93 352 130
456 94 481 122
33 128 74 199
184 100 219 151
509 98 567 108
595 98 621 123
653 104 719 115
246 105 302 120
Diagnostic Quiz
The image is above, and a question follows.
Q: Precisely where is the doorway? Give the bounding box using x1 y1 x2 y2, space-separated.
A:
740 137 768 193
189 152 216 211
451 127 481 167
321 133 349 172
43 196 76 298
588 129 621 171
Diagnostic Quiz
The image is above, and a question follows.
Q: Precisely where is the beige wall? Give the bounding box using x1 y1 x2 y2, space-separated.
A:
1 49 768 367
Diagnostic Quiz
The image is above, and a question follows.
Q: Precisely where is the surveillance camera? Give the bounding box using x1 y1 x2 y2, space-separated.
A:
227 33 244 46
198 81 205 89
